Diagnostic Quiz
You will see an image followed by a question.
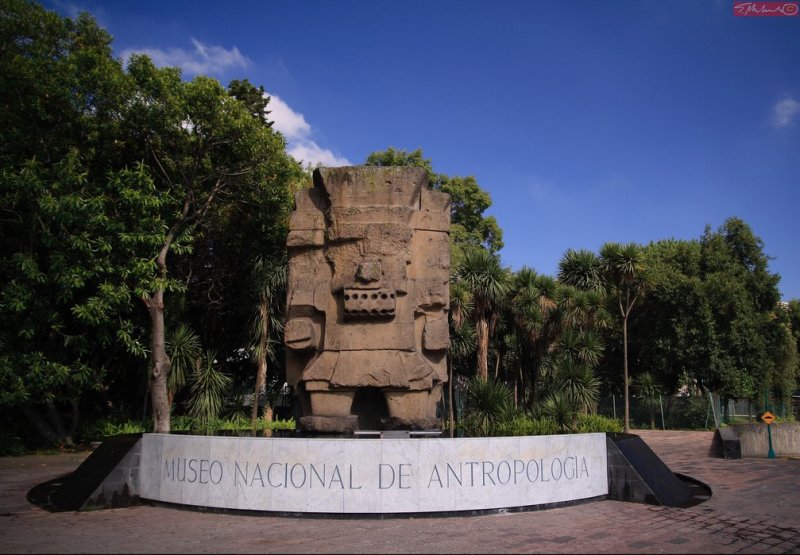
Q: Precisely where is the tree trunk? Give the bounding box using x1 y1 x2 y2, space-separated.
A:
448 357 455 438
251 295 269 427
623 314 630 433
476 317 489 381
68 397 80 439
145 288 171 433
45 399 72 446
21 405 58 444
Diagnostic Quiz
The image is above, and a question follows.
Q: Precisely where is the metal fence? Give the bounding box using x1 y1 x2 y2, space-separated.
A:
597 393 797 430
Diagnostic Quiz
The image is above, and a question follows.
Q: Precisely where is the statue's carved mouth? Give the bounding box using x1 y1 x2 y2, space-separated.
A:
343 288 396 317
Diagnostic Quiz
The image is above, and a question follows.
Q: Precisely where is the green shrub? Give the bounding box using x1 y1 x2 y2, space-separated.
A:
77 418 146 442
495 415 559 436
187 351 232 425
0 431 27 456
665 395 713 430
489 413 621 436
462 377 516 436
171 415 295 434
574 413 624 433
540 391 578 432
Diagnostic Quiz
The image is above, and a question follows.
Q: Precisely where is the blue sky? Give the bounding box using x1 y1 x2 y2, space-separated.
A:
45 0 800 300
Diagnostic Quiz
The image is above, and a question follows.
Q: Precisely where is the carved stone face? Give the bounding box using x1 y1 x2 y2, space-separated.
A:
284 167 450 431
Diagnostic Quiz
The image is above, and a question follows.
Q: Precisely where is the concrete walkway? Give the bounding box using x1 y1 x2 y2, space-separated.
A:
1 430 799 553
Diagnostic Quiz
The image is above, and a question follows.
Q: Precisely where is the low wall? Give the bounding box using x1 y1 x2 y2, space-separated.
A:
732 422 800 458
139 433 608 514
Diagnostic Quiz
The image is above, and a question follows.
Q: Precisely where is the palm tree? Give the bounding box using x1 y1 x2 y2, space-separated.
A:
509 268 559 404
447 278 474 436
455 249 510 381
512 268 559 345
447 322 476 435
633 371 663 429
248 255 287 427
599 242 650 432
558 248 606 293
552 328 605 369
556 286 610 333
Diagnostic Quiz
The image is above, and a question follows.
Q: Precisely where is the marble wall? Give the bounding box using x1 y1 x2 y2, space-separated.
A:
139 433 608 514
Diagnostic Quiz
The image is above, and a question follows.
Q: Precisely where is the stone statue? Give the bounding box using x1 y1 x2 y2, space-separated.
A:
285 166 450 432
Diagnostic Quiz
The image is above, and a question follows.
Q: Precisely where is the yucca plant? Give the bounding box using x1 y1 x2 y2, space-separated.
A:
540 391 577 433
187 350 232 430
556 358 601 414
462 376 516 436
166 324 202 406
633 371 663 429
575 413 624 433
447 320 477 436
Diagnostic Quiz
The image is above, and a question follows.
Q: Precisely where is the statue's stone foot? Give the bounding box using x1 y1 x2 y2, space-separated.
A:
381 416 440 431
299 415 358 434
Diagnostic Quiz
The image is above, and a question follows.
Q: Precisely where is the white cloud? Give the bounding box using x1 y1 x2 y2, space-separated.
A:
288 141 351 168
265 94 310 141
119 36 348 168
771 97 800 128
122 38 250 77
266 92 351 168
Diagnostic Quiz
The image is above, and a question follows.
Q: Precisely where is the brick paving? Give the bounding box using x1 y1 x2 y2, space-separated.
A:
1 430 799 553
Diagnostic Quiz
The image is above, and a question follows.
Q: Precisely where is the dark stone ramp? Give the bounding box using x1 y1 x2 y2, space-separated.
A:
50 433 142 510
710 426 742 459
607 432 693 507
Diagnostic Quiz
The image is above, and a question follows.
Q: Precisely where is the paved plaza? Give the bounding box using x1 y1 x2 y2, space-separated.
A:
1 429 799 554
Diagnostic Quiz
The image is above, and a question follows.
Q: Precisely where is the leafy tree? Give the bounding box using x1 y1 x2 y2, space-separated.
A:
764 309 797 416
788 299 800 355
0 2 300 440
0 2 163 443
698 218 784 402
228 79 273 126
440 176 504 254
180 79 303 429
627 219 794 417
364 147 504 256
121 54 293 433
365 147 437 182
626 239 720 396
